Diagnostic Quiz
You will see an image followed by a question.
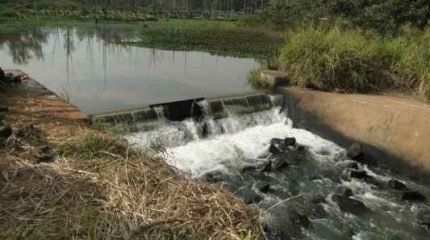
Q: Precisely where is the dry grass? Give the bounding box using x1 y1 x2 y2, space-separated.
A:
0 131 261 240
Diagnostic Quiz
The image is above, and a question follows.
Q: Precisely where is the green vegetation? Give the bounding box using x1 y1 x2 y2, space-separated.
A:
277 26 430 100
0 0 156 23
240 0 430 35
134 19 282 58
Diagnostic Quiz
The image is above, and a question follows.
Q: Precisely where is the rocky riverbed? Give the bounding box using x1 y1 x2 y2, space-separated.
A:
128 104 430 240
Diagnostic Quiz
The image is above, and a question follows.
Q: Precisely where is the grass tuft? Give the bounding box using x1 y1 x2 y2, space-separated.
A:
57 131 127 160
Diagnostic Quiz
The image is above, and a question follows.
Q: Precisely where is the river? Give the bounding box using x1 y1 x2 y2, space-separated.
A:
0 23 258 114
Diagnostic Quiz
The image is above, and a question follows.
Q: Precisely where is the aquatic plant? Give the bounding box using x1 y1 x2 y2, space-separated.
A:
135 19 282 59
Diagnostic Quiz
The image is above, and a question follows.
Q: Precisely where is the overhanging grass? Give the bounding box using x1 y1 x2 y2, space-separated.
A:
278 26 430 100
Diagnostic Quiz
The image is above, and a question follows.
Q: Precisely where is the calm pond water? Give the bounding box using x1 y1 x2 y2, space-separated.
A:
0 24 259 115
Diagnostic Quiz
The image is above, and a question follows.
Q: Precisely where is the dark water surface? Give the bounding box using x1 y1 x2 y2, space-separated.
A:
0 24 258 114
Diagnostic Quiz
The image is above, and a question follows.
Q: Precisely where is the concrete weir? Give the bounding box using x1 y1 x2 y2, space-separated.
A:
89 93 274 130
282 87 430 181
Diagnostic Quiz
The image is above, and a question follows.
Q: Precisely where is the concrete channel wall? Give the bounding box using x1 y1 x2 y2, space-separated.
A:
282 87 430 181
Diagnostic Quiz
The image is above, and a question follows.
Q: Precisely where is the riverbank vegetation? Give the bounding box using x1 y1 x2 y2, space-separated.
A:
278 27 430 100
244 0 430 101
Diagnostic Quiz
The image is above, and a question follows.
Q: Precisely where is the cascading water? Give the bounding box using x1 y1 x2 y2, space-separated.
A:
125 94 430 240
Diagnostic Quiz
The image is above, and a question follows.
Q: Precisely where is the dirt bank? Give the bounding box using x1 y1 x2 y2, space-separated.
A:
282 87 430 180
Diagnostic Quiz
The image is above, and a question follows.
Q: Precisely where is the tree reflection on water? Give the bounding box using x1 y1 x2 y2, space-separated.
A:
0 24 138 65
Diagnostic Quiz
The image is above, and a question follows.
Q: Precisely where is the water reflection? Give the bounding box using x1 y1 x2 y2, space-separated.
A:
0 24 259 115
0 28 48 64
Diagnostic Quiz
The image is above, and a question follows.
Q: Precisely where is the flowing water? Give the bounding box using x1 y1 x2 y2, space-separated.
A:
0 24 259 114
126 96 430 240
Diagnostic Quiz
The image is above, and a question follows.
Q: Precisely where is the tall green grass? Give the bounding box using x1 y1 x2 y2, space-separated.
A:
278 26 430 100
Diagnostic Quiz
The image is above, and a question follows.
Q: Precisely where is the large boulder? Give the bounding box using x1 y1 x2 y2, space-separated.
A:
332 194 368 215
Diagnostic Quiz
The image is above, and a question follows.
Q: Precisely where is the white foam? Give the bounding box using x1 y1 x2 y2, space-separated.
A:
164 108 344 178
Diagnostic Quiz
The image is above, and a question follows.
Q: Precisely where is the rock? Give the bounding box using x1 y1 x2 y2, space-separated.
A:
262 207 310 240
335 187 354 197
35 145 55 162
311 196 327 204
347 143 363 160
401 191 427 202
350 170 368 179
270 186 291 199
254 181 270 193
259 70 290 88
0 66 4 80
270 138 284 145
346 162 359 170
363 176 384 188
417 210 430 228
269 143 281 154
236 186 262 204
284 137 296 146
309 196 328 218
289 210 310 228
201 170 227 183
0 104 8 112
0 124 12 138
388 179 408 191
270 157 288 170
241 160 271 173
270 137 296 148
332 194 368 215
343 188 354 197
